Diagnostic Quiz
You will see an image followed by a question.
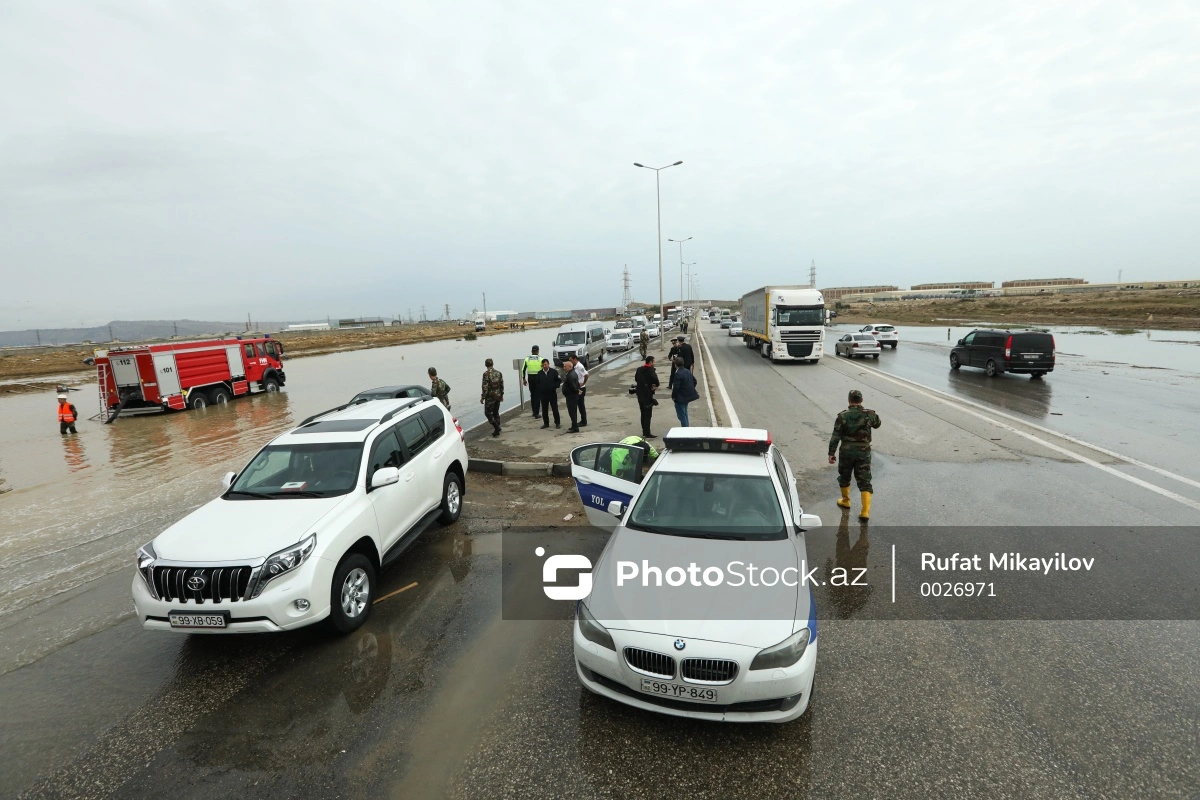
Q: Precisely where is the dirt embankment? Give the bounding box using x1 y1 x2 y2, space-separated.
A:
836 288 1200 329
0 323 542 396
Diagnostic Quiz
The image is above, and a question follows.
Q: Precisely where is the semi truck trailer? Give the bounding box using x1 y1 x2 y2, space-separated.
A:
740 286 826 363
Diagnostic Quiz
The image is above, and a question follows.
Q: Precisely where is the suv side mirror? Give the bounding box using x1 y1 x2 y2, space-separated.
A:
370 467 400 489
797 513 822 530
607 500 625 518
957 338 965 346
222 471 237 489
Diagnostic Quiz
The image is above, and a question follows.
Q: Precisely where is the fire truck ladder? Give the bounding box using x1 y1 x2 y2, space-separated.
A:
97 362 132 424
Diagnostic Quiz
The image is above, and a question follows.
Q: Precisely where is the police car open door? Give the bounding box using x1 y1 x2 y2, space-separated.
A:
570 443 644 531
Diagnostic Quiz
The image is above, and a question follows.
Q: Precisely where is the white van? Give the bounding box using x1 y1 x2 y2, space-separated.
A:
552 322 607 367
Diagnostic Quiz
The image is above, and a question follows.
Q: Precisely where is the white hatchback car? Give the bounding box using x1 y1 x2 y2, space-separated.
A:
860 323 899 348
569 429 821 722
132 397 468 634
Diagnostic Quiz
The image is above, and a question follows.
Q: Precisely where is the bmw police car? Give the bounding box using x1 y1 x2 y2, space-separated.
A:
569 428 821 722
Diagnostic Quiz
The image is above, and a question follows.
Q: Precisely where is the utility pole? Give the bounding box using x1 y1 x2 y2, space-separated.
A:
108 325 113 342
35 329 41 345
444 304 450 320
420 305 427 322
173 321 178 337
621 265 633 312
482 293 487 321
809 260 817 289
246 313 252 332
1118 269 1123 284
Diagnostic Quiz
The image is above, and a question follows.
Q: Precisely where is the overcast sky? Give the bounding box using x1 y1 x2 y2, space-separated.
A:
2 1 1198 329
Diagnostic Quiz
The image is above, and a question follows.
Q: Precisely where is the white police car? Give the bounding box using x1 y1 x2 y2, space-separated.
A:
569 428 821 722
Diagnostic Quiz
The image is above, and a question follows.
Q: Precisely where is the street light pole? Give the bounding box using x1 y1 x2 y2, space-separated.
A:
668 236 692 318
634 160 683 349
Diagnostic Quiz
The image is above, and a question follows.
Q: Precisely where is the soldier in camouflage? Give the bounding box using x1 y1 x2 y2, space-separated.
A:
827 388 882 519
480 358 505 436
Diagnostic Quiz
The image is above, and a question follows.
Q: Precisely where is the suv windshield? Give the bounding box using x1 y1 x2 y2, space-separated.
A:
228 442 362 498
627 472 786 540
556 332 586 346
776 306 825 326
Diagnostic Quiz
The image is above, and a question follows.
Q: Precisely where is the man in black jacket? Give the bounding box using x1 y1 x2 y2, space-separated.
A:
676 335 695 372
563 362 583 433
634 355 660 438
537 359 562 428
666 338 682 388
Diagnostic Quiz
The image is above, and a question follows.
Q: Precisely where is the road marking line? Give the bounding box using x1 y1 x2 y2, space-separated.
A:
699 329 741 428
374 581 418 605
847 359 1200 493
843 362 1200 513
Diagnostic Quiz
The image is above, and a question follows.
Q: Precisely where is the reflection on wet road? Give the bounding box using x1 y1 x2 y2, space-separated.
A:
826 323 1200 481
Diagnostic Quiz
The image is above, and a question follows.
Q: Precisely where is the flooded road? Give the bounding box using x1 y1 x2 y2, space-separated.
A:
0 328 553 656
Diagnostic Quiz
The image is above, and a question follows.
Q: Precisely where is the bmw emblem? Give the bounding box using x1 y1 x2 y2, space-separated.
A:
673 639 686 651
187 575 207 591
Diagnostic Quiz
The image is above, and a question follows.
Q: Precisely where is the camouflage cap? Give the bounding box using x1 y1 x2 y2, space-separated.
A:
849 389 863 403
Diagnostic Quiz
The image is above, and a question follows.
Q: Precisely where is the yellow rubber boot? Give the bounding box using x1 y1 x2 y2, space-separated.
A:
837 486 851 508
859 491 872 520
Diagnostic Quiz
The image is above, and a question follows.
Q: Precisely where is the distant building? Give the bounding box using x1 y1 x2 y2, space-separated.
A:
821 285 898 300
286 323 331 331
911 281 994 291
1001 278 1086 289
534 309 573 320
571 307 617 320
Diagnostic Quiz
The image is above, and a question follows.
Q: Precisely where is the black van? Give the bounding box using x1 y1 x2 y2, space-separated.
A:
950 329 1055 378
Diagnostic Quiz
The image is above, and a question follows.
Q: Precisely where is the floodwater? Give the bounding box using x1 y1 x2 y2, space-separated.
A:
0 328 554 623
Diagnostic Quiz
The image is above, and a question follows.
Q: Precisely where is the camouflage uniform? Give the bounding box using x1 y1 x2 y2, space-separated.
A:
828 404 882 492
638 330 650 359
481 367 504 434
431 377 451 409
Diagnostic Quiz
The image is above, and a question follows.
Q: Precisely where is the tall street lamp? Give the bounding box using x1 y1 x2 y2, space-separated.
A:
668 236 692 315
634 160 683 348
683 262 697 315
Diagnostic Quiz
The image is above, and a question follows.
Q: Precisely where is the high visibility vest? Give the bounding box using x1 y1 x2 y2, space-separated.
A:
525 355 543 375
57 403 75 423
611 436 658 476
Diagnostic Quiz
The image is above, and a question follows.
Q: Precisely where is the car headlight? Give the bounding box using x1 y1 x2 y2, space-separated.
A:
249 534 317 598
749 627 811 670
136 541 157 595
576 601 614 650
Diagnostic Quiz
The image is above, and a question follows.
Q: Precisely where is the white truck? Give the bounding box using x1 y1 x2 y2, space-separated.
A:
740 286 826 363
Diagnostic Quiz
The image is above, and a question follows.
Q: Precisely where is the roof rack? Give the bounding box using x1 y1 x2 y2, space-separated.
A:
299 404 350 426
378 395 431 424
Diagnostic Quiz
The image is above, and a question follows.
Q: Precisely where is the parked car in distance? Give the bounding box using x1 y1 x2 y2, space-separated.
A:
834 334 881 359
608 331 634 352
859 324 898 348
131 397 469 635
349 385 430 405
552 321 607 367
950 329 1056 378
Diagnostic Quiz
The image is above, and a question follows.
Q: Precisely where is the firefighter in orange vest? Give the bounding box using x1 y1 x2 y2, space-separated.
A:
57 394 78 434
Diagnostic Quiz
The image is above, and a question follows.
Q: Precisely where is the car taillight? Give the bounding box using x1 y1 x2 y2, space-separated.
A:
452 417 464 441
1051 335 1057 360
1005 335 1012 360
853 342 859 347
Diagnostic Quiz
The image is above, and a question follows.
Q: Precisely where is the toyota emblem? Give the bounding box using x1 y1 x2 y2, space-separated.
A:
673 639 686 651
187 575 207 591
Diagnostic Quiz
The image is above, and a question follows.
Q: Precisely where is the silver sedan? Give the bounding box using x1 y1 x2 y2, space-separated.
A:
834 333 881 359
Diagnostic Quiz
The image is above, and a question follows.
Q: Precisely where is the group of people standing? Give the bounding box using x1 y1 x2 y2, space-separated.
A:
521 345 589 433
633 335 699 438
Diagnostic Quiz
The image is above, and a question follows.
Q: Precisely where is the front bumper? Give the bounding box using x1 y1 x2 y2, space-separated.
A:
770 341 824 361
132 555 336 633
573 621 817 723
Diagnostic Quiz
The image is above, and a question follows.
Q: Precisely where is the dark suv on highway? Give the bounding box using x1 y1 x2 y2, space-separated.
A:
950 329 1055 378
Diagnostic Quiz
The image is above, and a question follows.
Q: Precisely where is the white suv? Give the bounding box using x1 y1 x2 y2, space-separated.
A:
859 323 898 348
132 397 468 634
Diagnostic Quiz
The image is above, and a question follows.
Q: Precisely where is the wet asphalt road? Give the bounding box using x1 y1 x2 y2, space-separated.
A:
3 324 1199 799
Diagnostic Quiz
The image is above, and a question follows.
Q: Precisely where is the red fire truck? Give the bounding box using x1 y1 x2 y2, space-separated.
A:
91 336 287 423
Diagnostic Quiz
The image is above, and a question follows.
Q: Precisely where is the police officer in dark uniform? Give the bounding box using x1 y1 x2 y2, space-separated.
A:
827 389 882 519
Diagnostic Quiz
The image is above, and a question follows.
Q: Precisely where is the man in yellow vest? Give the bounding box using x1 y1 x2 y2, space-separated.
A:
57 394 79 435
522 345 544 419
610 435 659 480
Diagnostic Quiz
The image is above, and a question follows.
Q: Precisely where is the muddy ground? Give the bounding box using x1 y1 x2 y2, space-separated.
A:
836 287 1200 328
